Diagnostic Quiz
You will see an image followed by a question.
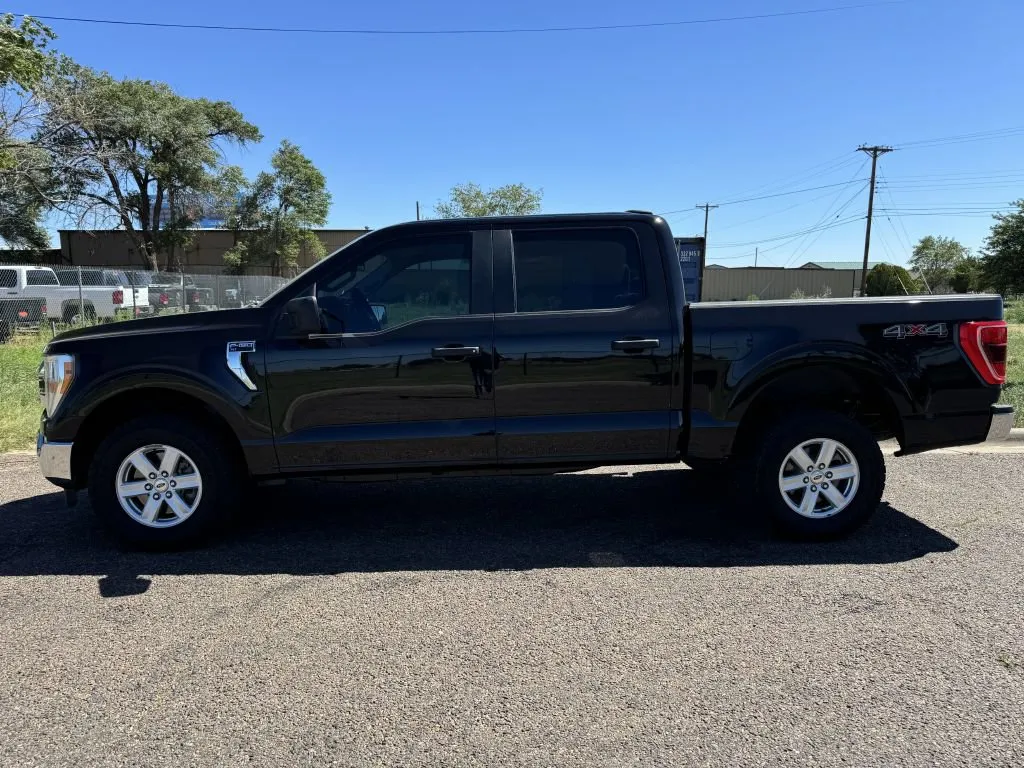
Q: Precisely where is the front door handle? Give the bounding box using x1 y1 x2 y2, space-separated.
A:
611 338 660 352
432 345 482 359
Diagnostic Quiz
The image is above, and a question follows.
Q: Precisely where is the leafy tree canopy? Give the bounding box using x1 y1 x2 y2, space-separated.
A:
981 200 1024 296
40 64 260 269
434 182 542 218
0 14 55 91
224 141 331 275
1 15 60 248
909 235 969 290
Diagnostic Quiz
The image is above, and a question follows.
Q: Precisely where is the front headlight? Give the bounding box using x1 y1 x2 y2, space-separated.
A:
42 354 75 416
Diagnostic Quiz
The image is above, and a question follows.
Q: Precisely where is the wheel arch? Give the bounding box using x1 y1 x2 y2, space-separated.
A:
730 360 908 459
61 298 96 313
70 386 248 488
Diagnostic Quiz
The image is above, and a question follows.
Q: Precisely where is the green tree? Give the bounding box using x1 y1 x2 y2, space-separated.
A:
981 200 1024 296
909 235 968 291
434 182 542 218
949 254 982 293
39 65 261 270
0 14 58 249
865 263 918 296
0 13 54 90
224 141 331 275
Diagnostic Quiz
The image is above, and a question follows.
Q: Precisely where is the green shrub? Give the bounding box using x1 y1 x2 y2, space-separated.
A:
865 264 918 296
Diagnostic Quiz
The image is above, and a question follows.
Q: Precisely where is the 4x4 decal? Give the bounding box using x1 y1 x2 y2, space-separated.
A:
883 323 948 339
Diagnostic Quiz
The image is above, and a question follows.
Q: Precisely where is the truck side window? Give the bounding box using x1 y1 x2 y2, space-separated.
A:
512 228 644 312
316 233 473 333
26 269 58 286
0 269 15 288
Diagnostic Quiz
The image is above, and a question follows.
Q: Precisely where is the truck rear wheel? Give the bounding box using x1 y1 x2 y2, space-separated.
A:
88 415 237 548
754 410 885 539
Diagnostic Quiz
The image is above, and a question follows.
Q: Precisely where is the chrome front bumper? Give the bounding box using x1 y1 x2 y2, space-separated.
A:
987 404 1015 442
37 433 73 481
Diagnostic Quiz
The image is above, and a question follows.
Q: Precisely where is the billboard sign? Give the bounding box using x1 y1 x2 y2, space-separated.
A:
674 237 705 302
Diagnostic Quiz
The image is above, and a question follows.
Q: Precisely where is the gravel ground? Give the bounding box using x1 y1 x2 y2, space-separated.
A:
1 450 1022 767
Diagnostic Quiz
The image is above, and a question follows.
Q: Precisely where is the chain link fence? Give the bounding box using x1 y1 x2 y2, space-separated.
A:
1 264 290 343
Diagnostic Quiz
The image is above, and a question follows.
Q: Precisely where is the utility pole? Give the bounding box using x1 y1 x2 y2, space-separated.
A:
857 145 893 296
416 201 421 221
696 202 719 244
692 201 716 290
695 202 718 280
754 246 758 268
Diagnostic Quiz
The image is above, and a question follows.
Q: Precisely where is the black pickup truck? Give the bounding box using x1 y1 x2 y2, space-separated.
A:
36 213 1013 547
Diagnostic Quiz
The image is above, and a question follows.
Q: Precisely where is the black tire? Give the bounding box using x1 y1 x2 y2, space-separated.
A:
754 410 885 539
88 414 238 549
63 302 96 325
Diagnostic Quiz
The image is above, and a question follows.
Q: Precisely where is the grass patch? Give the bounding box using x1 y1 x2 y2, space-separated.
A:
1001 323 1023 426
0 334 46 452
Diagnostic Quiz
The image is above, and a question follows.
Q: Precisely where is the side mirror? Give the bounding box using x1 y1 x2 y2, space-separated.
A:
281 295 322 335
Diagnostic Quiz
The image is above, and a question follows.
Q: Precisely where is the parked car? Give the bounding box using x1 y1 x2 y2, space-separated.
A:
35 213 1013 547
0 265 147 324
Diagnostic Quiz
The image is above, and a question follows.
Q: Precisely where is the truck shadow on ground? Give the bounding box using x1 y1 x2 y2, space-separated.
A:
0 467 958 596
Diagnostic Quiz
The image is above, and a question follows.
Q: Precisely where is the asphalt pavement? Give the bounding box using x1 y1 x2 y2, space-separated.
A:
1 448 1022 767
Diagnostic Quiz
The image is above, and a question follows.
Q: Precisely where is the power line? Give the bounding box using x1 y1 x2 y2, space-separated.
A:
876 169 915 256
706 163 867 261
778 181 870 267
659 178 867 217
711 186 856 233
718 179 868 206
884 170 1024 180
895 126 1024 150
877 211 1009 217
709 215 863 248
708 153 860 206
9 3 910 35
880 179 1024 188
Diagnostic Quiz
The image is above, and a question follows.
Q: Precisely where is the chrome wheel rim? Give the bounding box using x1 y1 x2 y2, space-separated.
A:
115 444 203 528
778 437 860 519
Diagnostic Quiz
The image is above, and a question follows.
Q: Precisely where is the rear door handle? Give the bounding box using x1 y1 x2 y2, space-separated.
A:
432 345 482 359
611 338 660 352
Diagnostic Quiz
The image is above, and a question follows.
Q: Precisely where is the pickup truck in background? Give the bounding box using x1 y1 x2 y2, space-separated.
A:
1 265 147 324
0 267 46 342
35 213 1013 548
142 272 217 313
52 267 150 319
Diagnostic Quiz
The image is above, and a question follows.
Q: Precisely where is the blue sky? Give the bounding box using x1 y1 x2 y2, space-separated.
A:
22 0 1023 266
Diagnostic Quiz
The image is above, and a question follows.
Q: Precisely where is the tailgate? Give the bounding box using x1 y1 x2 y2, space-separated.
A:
1 297 46 324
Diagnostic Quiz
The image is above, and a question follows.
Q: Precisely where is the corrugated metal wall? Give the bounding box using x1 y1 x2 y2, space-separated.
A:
702 267 859 301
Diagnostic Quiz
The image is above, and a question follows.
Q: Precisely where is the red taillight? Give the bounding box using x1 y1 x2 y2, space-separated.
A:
159 293 169 306
18 310 28 319
41 303 47 315
112 289 123 305
960 320 1007 385
190 291 200 304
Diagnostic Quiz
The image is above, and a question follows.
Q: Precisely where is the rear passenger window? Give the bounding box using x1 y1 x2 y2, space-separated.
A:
0 269 15 288
26 269 58 286
512 228 644 312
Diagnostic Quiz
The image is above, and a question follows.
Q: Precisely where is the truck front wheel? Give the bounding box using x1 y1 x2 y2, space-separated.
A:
88 415 237 548
754 410 885 539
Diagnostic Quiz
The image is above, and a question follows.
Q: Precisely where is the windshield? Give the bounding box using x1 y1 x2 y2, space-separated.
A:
257 231 372 306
